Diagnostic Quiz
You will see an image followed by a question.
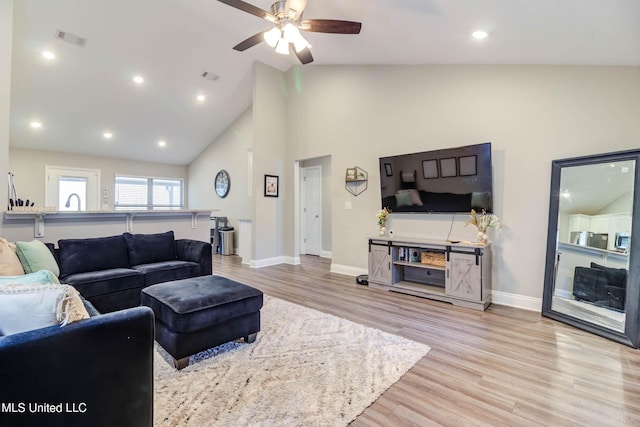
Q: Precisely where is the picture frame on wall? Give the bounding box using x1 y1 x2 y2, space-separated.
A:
459 155 477 176
384 163 393 177
422 159 439 179
439 157 457 177
264 174 279 197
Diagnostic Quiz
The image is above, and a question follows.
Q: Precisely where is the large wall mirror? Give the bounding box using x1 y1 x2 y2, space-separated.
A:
543 149 640 347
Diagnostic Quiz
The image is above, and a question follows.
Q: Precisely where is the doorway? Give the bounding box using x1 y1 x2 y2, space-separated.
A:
301 165 322 255
298 156 332 259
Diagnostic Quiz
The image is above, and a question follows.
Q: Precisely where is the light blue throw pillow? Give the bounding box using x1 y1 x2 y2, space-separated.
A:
0 270 60 286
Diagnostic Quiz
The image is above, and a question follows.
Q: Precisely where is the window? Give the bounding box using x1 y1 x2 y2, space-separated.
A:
114 175 183 210
58 176 87 211
45 166 100 210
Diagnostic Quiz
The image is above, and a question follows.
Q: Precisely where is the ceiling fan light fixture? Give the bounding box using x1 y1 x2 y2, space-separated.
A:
292 35 309 53
283 23 301 43
275 38 290 55
264 27 281 48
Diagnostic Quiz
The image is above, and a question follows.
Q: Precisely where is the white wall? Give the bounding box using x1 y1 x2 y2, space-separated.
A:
251 62 287 263
283 65 640 306
598 191 633 215
0 0 12 230
188 106 254 255
9 147 187 209
188 107 253 227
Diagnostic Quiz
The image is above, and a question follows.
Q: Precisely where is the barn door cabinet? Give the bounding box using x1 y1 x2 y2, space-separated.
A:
367 237 492 311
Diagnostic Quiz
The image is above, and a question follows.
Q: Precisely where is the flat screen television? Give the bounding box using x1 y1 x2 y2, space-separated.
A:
379 142 493 214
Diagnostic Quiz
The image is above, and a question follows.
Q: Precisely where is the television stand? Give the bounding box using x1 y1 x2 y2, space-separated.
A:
367 237 492 311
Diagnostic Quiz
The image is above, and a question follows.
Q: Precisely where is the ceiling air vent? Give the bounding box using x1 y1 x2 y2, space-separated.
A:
55 30 87 47
202 71 219 82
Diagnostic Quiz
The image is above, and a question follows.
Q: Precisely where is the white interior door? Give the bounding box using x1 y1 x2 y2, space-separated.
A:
302 166 322 256
45 166 100 211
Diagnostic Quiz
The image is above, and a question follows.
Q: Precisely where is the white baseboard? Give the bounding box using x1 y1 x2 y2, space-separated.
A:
491 291 541 311
251 256 300 268
330 263 368 277
320 250 332 259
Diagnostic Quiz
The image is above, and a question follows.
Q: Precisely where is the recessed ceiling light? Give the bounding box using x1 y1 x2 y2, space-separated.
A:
30 121 42 129
196 94 206 102
103 132 113 139
133 75 144 84
158 140 166 147
472 30 488 40
42 51 55 60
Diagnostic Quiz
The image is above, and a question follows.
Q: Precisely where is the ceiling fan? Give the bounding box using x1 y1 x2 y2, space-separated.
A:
218 0 362 64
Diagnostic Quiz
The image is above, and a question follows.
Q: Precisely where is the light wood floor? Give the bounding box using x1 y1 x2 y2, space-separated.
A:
213 254 640 427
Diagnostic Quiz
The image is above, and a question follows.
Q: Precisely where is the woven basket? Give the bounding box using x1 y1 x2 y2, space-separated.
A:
421 251 445 267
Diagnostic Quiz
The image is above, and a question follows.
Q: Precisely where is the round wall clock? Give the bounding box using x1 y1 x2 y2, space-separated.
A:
215 170 230 198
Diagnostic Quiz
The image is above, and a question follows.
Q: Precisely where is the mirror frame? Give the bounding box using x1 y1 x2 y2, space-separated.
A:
542 149 640 348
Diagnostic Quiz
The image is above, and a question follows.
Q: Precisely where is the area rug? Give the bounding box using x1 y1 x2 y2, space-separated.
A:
154 296 430 426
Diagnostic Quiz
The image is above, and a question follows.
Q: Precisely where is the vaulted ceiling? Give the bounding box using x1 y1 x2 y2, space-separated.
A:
9 0 640 165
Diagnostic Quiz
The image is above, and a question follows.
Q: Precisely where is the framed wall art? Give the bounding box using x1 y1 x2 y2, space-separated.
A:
459 155 477 176
422 159 439 179
264 174 279 197
439 157 458 177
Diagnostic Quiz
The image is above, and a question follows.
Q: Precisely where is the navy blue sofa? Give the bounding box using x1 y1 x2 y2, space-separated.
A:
49 231 212 313
0 302 155 427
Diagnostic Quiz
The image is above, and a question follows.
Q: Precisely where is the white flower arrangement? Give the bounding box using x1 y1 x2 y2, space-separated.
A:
464 209 501 243
376 207 390 227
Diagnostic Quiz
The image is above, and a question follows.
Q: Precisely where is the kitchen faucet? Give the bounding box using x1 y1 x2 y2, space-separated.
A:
65 193 82 211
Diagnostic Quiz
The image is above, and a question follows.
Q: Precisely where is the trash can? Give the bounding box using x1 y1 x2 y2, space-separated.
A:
219 226 234 256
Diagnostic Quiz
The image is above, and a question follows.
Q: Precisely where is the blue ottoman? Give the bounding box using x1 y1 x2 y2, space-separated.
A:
141 275 263 369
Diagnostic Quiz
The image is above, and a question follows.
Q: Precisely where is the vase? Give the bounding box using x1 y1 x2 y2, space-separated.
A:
476 230 488 244
379 226 386 236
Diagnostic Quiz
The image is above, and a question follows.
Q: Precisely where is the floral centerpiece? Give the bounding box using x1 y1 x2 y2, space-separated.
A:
465 209 501 244
376 207 390 235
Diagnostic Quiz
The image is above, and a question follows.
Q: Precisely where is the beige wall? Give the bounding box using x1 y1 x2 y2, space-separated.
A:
9 147 188 209
189 63 640 307
188 106 254 252
251 62 287 263
282 64 640 304
0 0 12 229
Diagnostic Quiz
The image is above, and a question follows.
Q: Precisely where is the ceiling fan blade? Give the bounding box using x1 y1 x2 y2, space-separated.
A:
217 0 277 23
299 19 362 34
286 0 308 19
233 31 266 51
294 47 314 65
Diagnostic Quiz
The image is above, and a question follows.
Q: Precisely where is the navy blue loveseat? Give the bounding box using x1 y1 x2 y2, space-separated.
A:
49 231 212 313
0 303 155 427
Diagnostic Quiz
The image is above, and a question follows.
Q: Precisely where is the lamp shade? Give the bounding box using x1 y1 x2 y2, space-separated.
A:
283 23 301 43
264 27 281 48
292 34 309 53
275 38 290 55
